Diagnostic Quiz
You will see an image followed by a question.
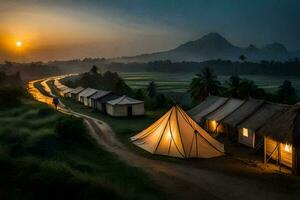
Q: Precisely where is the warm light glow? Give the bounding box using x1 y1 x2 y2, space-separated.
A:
284 143 292 152
167 132 172 140
16 41 22 47
242 128 249 137
210 120 217 131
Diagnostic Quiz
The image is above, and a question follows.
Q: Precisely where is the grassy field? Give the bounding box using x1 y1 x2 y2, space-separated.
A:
0 96 164 200
120 72 300 94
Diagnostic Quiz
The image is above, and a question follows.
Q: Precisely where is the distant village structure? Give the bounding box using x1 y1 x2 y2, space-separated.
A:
54 78 145 117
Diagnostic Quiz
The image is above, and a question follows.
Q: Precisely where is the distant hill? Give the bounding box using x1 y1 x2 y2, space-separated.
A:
113 33 297 62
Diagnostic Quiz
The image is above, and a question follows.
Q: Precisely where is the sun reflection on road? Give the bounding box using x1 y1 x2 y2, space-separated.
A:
27 79 55 107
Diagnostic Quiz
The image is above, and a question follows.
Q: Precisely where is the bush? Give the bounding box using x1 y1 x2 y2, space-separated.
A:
38 107 55 117
55 117 88 145
0 87 24 108
28 133 60 157
0 155 123 200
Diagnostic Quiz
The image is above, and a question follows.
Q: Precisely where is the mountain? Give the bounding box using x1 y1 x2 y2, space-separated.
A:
262 42 287 54
113 33 296 63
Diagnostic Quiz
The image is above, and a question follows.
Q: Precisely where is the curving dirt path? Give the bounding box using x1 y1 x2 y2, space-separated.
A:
31 77 300 200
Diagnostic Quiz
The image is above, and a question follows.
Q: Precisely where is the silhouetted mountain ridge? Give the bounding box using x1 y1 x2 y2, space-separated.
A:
113 33 297 62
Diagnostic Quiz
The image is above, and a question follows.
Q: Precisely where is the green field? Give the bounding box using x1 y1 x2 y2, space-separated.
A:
120 72 300 94
0 96 163 200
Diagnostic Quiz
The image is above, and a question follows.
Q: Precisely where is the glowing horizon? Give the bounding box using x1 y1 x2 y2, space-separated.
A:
0 0 299 62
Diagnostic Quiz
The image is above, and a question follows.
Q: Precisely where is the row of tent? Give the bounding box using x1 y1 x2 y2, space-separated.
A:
54 79 144 117
188 96 300 174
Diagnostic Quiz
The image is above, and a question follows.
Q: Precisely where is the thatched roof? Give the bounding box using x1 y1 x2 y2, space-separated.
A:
188 96 228 122
96 93 120 103
70 87 84 95
238 102 289 132
258 105 299 145
90 90 111 100
188 96 219 116
205 98 244 121
222 99 264 127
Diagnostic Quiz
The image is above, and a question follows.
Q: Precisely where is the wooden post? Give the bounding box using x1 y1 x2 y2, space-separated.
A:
278 142 281 172
264 136 266 164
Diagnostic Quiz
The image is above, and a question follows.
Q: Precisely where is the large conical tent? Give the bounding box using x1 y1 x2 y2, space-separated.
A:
131 106 225 158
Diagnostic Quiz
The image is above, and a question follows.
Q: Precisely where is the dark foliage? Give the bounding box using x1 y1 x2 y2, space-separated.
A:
276 80 298 104
0 87 24 108
100 59 300 76
147 81 157 98
189 67 221 103
55 117 88 145
0 154 123 200
224 75 266 99
0 61 61 81
62 68 132 96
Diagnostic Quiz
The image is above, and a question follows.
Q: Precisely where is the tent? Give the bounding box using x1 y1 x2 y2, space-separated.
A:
131 106 225 158
258 105 300 173
77 88 92 102
204 98 244 134
238 102 289 148
89 90 111 108
188 96 228 123
54 80 68 91
106 95 144 117
60 87 74 97
222 99 264 140
80 88 98 106
70 86 84 99
95 93 120 113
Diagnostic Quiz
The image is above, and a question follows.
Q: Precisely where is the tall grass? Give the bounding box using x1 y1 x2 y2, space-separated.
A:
0 99 164 200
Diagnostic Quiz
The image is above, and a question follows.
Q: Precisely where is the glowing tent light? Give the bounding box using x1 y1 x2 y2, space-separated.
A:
242 128 249 137
284 143 292 152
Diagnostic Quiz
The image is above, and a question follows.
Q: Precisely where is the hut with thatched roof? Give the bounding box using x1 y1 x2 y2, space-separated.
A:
89 90 112 108
258 105 300 173
238 102 290 148
188 96 228 123
203 98 244 135
222 99 265 141
70 86 84 100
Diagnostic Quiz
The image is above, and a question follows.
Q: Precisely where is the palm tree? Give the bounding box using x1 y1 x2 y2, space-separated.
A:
90 65 98 74
239 79 266 99
239 54 246 62
147 81 157 98
189 67 221 103
277 80 298 104
225 76 242 98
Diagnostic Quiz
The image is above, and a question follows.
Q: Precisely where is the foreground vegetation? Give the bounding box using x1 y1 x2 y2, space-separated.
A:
0 85 163 199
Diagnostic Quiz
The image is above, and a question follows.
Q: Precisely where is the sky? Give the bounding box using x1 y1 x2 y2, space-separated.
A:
0 0 299 62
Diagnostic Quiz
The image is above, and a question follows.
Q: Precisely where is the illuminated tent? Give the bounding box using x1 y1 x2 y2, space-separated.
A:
131 106 225 158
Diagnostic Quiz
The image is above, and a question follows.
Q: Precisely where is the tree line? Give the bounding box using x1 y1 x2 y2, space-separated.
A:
189 67 298 105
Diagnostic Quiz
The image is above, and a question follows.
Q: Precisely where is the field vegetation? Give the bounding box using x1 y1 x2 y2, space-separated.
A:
0 81 163 199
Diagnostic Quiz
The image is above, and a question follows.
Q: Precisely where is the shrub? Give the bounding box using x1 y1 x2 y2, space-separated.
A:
0 87 24 108
55 117 88 145
28 133 60 157
38 107 55 116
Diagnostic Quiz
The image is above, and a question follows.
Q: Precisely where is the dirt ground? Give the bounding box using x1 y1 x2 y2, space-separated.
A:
85 118 300 200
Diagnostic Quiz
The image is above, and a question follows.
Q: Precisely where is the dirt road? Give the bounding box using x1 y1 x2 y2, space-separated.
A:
31 77 300 200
